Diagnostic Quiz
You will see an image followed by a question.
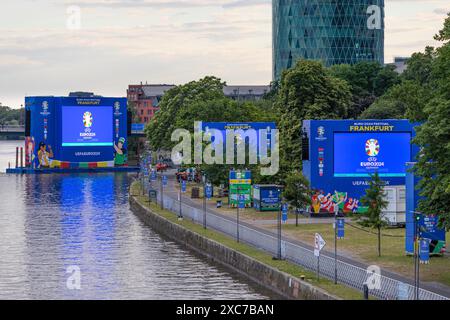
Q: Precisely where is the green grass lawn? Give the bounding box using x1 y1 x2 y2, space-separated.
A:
276 223 450 287
131 182 368 300
174 182 450 288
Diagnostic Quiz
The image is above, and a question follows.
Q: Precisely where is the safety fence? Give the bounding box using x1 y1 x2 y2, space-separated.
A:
140 180 448 301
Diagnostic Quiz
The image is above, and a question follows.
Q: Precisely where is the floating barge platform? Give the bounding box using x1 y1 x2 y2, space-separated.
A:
6 166 140 174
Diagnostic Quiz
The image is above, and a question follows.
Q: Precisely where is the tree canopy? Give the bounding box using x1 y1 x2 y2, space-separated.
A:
276 60 351 178
412 13 450 230
0 105 24 126
329 61 400 119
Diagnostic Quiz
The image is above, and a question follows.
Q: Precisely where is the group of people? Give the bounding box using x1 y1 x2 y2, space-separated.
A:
311 190 360 215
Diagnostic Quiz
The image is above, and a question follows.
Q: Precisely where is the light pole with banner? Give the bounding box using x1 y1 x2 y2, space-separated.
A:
413 211 422 300
273 186 285 260
236 186 245 243
161 175 168 210
179 179 187 220
333 205 345 285
334 206 338 284
204 176 213 230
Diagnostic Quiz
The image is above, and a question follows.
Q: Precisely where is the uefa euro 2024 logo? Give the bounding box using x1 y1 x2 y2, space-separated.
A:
318 126 325 137
83 111 93 129
365 139 380 157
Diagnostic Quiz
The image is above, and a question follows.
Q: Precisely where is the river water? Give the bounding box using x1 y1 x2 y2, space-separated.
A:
0 141 270 300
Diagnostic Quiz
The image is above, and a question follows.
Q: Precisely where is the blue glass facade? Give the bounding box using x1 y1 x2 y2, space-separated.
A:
273 0 385 79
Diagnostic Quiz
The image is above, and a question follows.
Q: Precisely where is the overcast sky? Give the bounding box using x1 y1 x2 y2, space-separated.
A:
0 0 449 108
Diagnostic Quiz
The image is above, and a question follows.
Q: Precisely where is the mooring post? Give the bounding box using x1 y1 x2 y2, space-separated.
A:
15 147 19 168
20 147 24 168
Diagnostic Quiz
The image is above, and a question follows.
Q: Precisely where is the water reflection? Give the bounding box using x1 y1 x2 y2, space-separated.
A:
0 173 270 300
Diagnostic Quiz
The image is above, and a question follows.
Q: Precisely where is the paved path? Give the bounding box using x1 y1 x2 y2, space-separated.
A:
156 172 450 299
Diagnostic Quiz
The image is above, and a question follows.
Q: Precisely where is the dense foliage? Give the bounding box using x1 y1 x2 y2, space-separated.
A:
329 61 400 119
283 171 311 211
412 13 450 230
276 60 352 179
0 105 24 126
144 13 450 223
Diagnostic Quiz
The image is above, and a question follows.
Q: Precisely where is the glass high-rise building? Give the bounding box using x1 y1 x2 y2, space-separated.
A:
273 0 385 80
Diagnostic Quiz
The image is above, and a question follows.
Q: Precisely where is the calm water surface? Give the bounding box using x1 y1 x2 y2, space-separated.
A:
0 141 271 300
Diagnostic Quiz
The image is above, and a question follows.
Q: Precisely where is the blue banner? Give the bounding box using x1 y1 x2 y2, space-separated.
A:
25 96 128 164
282 204 288 222
420 238 430 264
337 218 345 239
238 194 246 209
205 184 213 199
181 180 187 193
132 123 145 132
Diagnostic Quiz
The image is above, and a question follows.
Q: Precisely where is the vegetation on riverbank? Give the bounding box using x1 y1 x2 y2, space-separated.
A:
0 105 24 126
131 181 367 300
144 14 450 230
175 181 450 289
274 224 450 287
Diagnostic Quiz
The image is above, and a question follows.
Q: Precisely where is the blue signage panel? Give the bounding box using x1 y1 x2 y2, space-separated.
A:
337 218 345 239
302 120 419 215
162 175 168 186
334 133 411 178
61 106 113 147
420 238 430 264
151 170 157 181
261 188 281 205
181 180 187 193
132 123 145 132
282 204 288 222
405 164 446 255
201 122 277 156
238 194 246 209
25 96 128 165
205 185 213 199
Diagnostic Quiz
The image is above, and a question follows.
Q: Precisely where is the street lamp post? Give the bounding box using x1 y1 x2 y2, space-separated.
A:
414 211 421 300
178 180 183 221
203 175 207 230
273 186 284 261
277 196 282 260
160 175 164 210
334 205 339 285
236 186 242 243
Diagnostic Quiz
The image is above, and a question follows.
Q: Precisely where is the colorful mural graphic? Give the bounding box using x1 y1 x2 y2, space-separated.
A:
310 190 366 215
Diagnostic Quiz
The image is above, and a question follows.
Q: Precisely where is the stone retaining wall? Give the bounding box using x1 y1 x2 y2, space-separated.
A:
130 195 339 300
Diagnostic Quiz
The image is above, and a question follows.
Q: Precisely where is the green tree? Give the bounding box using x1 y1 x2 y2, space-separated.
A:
145 76 225 151
329 62 400 118
412 13 450 230
356 172 388 257
127 101 140 124
402 47 436 86
0 105 24 126
283 171 311 212
360 81 429 120
145 76 278 185
263 80 279 101
276 60 351 178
